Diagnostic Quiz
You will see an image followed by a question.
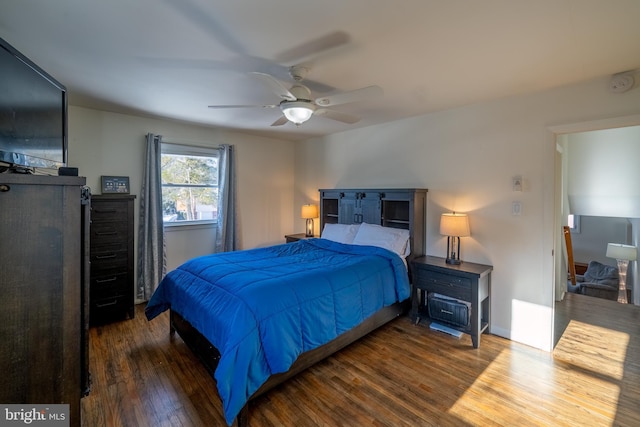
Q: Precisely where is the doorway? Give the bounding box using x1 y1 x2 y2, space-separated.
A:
551 115 640 348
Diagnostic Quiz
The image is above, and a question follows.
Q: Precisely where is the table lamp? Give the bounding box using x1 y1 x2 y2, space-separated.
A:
440 212 470 265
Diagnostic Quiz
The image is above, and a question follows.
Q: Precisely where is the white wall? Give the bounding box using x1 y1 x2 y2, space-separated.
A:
567 126 640 217
68 106 295 281
294 76 640 351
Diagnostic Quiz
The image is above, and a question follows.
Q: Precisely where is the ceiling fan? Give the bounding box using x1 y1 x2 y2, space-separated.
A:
208 66 383 126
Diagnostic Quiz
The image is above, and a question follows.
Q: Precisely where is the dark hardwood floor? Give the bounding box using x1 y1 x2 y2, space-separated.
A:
81 293 640 426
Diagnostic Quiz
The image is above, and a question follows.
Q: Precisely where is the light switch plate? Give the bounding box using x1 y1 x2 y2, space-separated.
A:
512 175 523 192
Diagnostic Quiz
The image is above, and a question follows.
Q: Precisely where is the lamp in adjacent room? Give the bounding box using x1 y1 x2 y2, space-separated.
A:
606 243 637 304
301 204 318 237
440 212 470 265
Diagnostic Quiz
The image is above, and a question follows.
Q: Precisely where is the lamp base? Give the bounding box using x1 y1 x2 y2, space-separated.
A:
305 218 314 237
445 236 462 265
616 259 629 304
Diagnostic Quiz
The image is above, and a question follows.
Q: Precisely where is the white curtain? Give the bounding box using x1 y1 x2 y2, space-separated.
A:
137 133 166 301
215 144 237 252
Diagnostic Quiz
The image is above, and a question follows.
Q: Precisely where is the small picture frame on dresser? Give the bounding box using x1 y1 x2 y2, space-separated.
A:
101 176 130 194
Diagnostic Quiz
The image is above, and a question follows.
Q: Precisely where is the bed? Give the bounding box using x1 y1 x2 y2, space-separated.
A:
145 189 426 426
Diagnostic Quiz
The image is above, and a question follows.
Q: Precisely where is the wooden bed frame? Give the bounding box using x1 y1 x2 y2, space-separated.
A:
170 299 409 426
167 188 427 426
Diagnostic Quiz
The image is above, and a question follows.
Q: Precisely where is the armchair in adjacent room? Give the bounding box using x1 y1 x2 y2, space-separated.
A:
568 260 620 301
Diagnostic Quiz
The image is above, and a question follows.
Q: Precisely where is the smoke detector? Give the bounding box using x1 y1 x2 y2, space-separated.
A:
609 74 634 93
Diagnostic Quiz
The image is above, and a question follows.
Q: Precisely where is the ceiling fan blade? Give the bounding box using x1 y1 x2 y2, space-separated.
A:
273 31 350 65
271 116 289 127
315 85 383 107
251 72 296 101
208 104 277 109
314 109 360 124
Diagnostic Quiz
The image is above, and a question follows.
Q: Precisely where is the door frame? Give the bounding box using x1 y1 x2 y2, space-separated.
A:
548 113 640 348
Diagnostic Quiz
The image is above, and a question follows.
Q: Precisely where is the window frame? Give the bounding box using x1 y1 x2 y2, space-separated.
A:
160 142 219 228
568 214 581 234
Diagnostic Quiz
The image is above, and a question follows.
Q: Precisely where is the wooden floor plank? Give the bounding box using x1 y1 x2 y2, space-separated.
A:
81 293 640 426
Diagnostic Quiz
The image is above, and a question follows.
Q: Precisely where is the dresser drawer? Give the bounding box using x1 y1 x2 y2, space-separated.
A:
91 201 131 222
90 272 129 300
91 294 130 319
90 250 128 275
90 221 130 246
414 270 472 302
91 240 129 254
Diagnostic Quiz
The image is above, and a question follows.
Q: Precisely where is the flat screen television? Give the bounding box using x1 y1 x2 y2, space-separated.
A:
0 36 67 171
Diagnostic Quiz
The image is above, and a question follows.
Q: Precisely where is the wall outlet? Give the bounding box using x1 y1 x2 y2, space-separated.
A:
512 201 522 216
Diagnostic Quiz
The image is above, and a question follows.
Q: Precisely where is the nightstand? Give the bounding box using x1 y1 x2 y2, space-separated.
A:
284 233 315 243
411 255 492 348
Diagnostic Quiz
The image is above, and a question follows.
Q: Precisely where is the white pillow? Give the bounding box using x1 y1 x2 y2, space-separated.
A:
321 223 360 244
352 222 411 258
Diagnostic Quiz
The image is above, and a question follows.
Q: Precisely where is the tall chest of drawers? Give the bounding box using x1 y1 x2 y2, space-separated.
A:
90 195 136 324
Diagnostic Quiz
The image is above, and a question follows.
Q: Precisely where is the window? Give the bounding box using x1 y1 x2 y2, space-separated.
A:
568 214 581 233
161 143 219 225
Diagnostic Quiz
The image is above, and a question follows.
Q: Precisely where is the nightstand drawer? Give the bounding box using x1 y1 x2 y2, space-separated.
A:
415 271 472 301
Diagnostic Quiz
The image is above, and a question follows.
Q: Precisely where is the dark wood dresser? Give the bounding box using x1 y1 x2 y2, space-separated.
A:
90 195 136 324
0 174 87 427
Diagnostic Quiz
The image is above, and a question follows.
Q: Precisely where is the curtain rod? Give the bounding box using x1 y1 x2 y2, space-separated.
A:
160 139 223 150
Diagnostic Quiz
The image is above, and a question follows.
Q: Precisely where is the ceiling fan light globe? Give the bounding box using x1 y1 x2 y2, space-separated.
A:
281 102 315 124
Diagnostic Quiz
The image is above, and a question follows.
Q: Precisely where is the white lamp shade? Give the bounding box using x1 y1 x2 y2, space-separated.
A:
301 204 318 219
440 213 470 237
606 243 637 261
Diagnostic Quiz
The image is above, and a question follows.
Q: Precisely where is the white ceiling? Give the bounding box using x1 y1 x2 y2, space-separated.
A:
2 0 639 141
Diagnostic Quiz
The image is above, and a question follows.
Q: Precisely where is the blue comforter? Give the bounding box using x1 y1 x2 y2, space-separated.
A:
145 238 410 424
